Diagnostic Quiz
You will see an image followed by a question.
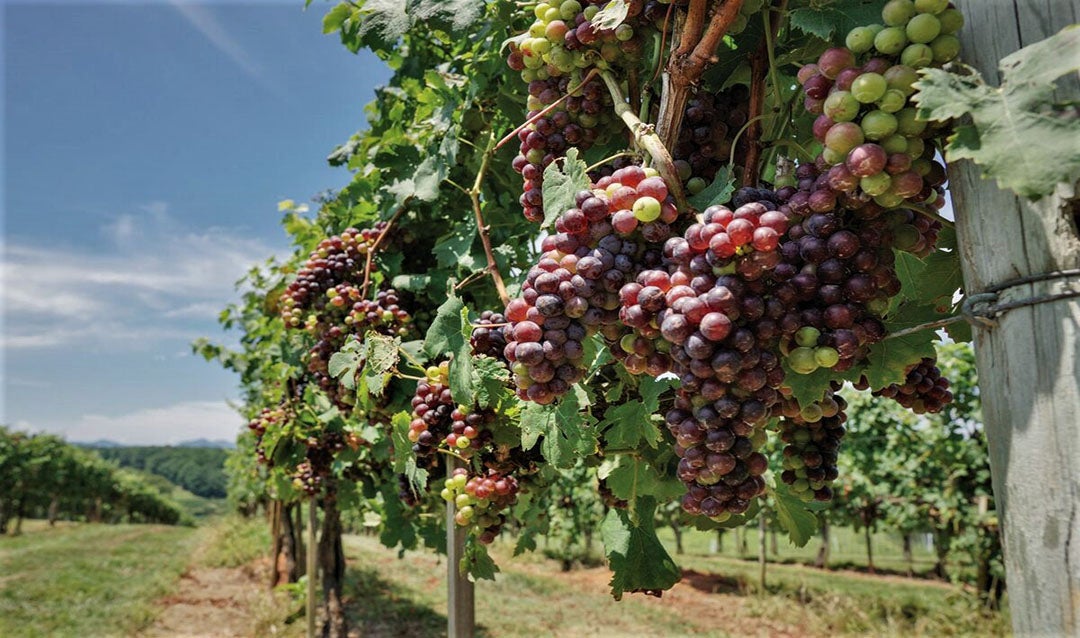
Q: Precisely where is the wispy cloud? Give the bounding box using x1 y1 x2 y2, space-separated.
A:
0 204 280 350
23 400 245 445
167 1 285 96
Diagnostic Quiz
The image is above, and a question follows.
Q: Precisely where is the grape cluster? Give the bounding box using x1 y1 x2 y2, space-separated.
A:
407 362 495 459
504 166 675 403
673 84 750 194
292 432 344 496
798 0 959 214
777 392 847 502
860 356 953 413
441 467 520 544
248 406 286 436
470 310 509 361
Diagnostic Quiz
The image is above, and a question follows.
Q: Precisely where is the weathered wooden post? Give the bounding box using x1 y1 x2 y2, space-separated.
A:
949 2 1080 634
446 456 475 637
307 498 317 638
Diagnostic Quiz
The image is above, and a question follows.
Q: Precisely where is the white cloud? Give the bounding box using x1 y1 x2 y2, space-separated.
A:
28 400 245 446
0 204 280 350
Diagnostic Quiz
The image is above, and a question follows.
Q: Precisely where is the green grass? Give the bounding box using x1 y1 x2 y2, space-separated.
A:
0 521 198 638
198 514 271 568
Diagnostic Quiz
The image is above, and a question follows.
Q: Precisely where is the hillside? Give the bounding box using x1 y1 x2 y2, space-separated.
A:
91 446 228 499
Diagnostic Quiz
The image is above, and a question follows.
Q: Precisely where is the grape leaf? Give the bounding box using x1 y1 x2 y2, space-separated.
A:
913 25 1080 199
391 411 427 496
328 343 362 391
448 306 475 405
788 0 887 41
362 333 400 396
424 290 464 358
461 537 499 582
541 148 590 229
768 478 819 547
780 361 834 406
862 331 937 390
591 0 630 30
638 375 678 413
599 455 685 502
472 356 510 410
600 401 661 449
519 386 597 467
687 165 734 211
601 496 681 600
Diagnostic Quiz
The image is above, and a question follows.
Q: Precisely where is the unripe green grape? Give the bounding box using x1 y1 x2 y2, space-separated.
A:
931 34 961 63
530 22 547 37
938 8 964 34
796 326 821 347
545 20 568 42
914 0 948 14
906 13 941 43
892 224 921 250
750 428 767 448
687 177 707 194
729 13 749 33
578 112 599 128
549 48 574 72
912 157 932 176
520 68 538 82
559 0 582 20
455 493 471 508
861 110 899 140
822 146 846 165
901 43 934 68
867 296 890 315
868 23 886 36
882 0 916 26
874 26 908 55
535 65 550 79
824 91 861 121
788 455 805 469
800 402 824 422
788 347 820 374
523 52 544 69
861 172 892 196
534 3 551 20
882 133 909 154
906 136 926 158
846 26 877 53
616 23 634 41
633 196 662 222
583 4 600 20
852 72 888 103
923 188 939 205
793 429 811 444
874 191 905 208
826 121 865 155
544 7 561 22
600 42 621 62
877 89 908 113
884 64 919 95
453 474 468 489
895 107 927 136
531 38 552 55
712 511 732 523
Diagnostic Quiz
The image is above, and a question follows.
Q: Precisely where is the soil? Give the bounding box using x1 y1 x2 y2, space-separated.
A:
141 562 265 638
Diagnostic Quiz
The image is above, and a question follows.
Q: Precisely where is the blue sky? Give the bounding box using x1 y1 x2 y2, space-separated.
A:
1 1 393 444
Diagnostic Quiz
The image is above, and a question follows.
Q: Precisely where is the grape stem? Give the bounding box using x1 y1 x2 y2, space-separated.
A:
656 0 747 150
470 132 512 307
584 151 642 174
883 314 965 340
906 202 956 228
598 69 690 211
494 68 601 152
742 0 788 187
361 199 411 299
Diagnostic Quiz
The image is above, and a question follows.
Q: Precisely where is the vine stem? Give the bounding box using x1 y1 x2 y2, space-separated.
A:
742 0 787 186
585 150 642 174
470 132 511 307
907 202 956 228
494 68 601 152
884 314 965 340
598 69 690 212
361 199 411 299
397 346 428 373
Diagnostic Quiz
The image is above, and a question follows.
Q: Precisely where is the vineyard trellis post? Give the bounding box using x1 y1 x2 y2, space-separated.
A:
307 498 317 638
949 1 1080 634
446 455 475 638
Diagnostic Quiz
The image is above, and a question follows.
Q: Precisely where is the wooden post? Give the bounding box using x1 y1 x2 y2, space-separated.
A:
446 456 475 638
307 498 317 638
758 512 767 591
949 2 1080 634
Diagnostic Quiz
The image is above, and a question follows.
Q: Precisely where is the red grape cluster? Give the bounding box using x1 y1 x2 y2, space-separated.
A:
777 392 847 502
469 310 509 361
441 467 520 544
504 166 676 403
673 84 751 195
407 362 495 459
860 356 953 413
292 431 344 496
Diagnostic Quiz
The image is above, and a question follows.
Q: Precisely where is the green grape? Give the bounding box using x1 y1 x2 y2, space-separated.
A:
583 4 600 20
788 347 820 374
846 26 877 53
800 403 824 422
884 64 919 95
906 136 926 158
931 34 961 63
822 146 846 165
861 172 893 196
892 224 921 250
906 13 942 44
687 177 707 194
814 347 840 368
882 133 909 154
938 8 964 34
861 110 899 140
796 326 821 347
851 72 888 103
559 0 582 20
826 122 865 155
534 3 551 20
912 157 932 176
615 24 634 41
914 0 948 14
882 0 916 26
877 89 907 114
824 91 861 122
895 107 927 136
874 191 905 208
544 7 561 22
874 26 908 55
901 43 934 67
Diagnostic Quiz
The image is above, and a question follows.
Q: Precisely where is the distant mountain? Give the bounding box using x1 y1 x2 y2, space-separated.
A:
77 439 125 448
177 438 235 449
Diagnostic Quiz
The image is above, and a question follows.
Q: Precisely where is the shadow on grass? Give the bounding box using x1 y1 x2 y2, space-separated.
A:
680 569 746 595
340 564 492 638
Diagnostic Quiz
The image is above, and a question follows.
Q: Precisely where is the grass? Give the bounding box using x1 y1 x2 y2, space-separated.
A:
197 515 271 568
0 521 197 638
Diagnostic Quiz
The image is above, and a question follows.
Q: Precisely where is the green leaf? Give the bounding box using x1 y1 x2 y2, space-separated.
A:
601 496 681 600
780 361 835 406
591 0 630 30
519 387 597 467
601 401 661 450
638 375 677 413
362 334 400 396
432 214 477 270
328 346 361 391
472 356 510 410
461 537 499 582
863 331 937 390
391 411 427 496
788 1 887 41
768 478 819 547
913 25 1080 199
541 148 590 229
599 455 685 502
424 290 464 359
686 165 734 211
